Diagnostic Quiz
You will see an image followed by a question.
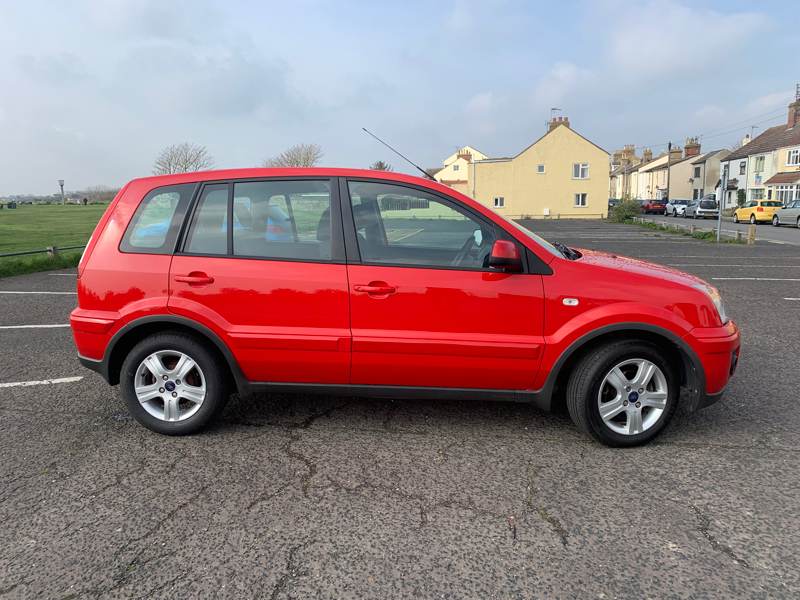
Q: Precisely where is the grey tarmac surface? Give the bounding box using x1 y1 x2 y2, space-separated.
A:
1 220 799 599
640 212 800 246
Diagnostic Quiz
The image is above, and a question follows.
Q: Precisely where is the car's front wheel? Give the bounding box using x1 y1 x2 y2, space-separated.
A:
773 215 780 227
120 332 228 435
733 212 739 223
750 214 756 224
566 340 678 446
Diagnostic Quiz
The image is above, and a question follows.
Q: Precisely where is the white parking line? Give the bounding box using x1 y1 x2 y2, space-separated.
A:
712 277 800 281
0 376 83 389
784 298 800 301
669 264 800 267
0 291 77 295
0 324 70 329
49 273 77 277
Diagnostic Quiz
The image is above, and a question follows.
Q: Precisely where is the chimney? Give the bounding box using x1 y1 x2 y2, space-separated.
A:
788 99 800 129
456 148 473 162
669 146 682 162
642 148 653 163
684 137 701 157
547 115 570 132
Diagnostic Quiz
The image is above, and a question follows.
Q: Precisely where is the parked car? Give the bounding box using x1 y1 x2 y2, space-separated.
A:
684 198 719 219
772 200 800 227
734 200 783 224
608 198 620 209
664 199 690 217
639 199 667 214
71 168 740 447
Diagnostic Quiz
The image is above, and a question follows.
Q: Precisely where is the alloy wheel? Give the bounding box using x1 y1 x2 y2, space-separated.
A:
597 358 668 435
134 350 207 422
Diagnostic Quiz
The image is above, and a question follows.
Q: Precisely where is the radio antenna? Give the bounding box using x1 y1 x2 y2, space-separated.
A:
362 128 435 180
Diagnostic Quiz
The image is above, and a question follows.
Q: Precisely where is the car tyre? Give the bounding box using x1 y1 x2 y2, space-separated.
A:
565 340 679 447
772 215 780 227
733 213 739 223
120 332 229 435
749 214 756 225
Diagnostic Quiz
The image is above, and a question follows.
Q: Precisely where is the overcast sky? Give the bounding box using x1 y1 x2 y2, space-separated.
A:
0 0 796 195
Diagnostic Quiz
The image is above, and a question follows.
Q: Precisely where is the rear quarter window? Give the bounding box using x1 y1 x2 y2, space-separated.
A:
120 184 195 254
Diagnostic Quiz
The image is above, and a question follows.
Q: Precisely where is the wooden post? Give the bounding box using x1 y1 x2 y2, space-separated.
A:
47 246 59 257
747 224 756 245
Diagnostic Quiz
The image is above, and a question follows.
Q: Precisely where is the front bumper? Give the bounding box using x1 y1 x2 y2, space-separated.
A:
685 320 740 409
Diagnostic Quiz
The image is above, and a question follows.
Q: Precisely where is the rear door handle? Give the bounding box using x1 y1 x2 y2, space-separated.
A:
174 272 215 286
353 283 397 295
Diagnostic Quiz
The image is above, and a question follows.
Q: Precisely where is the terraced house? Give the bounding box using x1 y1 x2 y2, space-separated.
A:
461 116 610 218
719 97 800 208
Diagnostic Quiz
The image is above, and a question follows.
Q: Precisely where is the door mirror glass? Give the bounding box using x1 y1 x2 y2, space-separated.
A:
488 240 522 272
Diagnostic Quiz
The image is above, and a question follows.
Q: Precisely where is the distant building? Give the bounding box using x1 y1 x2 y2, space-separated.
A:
466 116 610 218
609 144 641 200
432 146 487 196
719 97 800 208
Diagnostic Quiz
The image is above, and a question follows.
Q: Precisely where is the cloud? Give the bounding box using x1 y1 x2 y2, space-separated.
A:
532 62 593 107
608 1 769 78
464 92 495 115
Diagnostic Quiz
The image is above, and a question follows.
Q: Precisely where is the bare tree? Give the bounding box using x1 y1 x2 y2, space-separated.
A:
369 160 392 171
262 143 323 168
153 143 214 175
83 185 119 203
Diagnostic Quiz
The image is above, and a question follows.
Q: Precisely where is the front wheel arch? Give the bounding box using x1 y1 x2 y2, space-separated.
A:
545 325 703 413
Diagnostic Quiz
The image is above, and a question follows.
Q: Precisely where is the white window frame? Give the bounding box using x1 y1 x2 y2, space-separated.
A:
452 164 460 172
753 155 765 173
787 148 800 166
574 193 587 207
739 161 746 175
572 163 589 179
537 164 545 174
493 196 504 208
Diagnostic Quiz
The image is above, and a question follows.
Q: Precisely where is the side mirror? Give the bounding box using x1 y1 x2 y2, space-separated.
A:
488 240 522 272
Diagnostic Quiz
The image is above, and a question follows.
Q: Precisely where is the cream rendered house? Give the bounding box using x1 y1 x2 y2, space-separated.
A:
468 117 610 218
433 146 487 197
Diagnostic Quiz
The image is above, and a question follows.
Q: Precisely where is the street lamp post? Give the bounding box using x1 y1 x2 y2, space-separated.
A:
58 179 65 205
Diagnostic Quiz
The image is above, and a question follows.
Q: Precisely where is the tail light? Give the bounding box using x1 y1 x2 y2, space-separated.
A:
756 206 764 212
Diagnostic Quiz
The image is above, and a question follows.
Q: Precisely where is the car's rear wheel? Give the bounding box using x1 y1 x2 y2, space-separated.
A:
773 215 780 227
797 216 800 229
120 333 228 435
565 340 678 447
750 214 756 224
733 212 739 223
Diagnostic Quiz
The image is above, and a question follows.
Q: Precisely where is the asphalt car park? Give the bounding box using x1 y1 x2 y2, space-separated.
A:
2 220 799 598
641 212 800 246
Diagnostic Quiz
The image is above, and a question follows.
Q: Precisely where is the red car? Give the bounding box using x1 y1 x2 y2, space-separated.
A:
640 199 668 214
71 168 740 446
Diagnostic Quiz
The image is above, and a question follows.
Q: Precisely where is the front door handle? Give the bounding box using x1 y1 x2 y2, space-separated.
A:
353 283 397 295
174 272 215 286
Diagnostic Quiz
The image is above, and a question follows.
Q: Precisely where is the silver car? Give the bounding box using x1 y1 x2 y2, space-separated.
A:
664 199 690 217
772 200 800 228
684 198 719 219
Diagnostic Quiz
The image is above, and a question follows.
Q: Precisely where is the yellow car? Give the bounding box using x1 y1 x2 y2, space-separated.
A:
733 200 783 224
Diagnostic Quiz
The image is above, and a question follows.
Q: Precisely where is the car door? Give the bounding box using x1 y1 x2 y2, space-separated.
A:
342 179 545 391
168 178 351 384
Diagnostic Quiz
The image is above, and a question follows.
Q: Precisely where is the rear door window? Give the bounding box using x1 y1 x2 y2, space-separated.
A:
232 180 332 261
120 184 195 253
184 184 230 255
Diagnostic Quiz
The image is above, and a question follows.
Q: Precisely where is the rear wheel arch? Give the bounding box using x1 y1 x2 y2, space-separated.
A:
105 316 244 393
544 324 703 412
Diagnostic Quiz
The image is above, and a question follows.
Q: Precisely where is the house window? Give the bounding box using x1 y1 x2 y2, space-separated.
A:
572 163 589 179
693 166 701 178
788 148 800 166
739 161 746 175
537 164 545 174
751 188 764 200
494 196 504 208
754 155 765 172
574 193 587 207
775 185 800 204
453 164 460 172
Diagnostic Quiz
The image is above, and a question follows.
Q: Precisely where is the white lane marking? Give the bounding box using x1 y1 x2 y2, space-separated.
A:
49 273 77 277
0 376 83 389
784 298 800 301
0 324 70 329
0 291 77 295
640 255 800 258
669 264 800 268
712 277 800 281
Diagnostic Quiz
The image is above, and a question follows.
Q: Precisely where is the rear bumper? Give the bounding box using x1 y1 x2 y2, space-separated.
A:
686 320 740 410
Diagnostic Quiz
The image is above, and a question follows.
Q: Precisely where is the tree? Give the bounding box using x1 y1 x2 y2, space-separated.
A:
262 143 323 168
153 143 214 175
369 160 392 171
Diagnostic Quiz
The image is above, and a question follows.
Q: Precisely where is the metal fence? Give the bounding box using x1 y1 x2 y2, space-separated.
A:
0 244 86 259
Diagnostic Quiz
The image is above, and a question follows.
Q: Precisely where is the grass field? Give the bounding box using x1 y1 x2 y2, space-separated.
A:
0 203 109 253
0 203 109 277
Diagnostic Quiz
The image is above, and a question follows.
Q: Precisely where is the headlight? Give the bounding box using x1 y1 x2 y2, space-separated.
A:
694 283 728 324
